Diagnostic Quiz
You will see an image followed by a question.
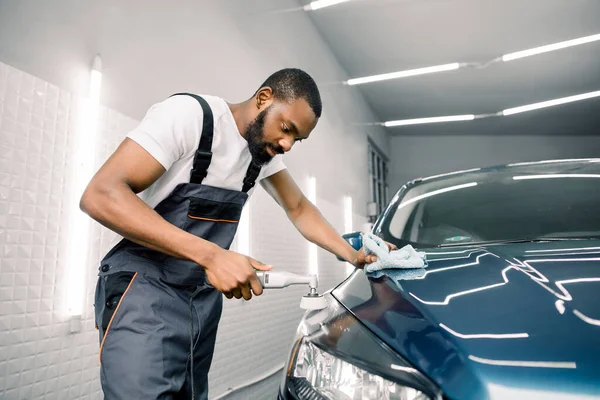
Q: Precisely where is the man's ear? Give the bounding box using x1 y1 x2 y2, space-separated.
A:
255 87 274 109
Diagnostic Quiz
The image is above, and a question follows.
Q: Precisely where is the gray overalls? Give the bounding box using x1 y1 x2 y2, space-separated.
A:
93 93 261 400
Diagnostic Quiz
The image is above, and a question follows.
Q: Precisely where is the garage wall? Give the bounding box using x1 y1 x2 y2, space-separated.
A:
388 135 600 192
0 1 386 399
0 0 389 209
0 60 140 399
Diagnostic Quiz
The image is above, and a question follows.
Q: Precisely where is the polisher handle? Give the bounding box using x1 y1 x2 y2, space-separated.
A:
255 271 315 289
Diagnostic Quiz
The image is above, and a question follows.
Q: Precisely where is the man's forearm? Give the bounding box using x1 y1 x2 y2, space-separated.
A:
80 182 222 267
288 197 358 265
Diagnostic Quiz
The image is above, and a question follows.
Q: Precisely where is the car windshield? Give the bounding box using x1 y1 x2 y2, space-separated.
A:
375 160 600 248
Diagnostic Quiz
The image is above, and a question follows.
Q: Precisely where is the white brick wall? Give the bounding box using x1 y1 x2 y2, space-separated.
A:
0 60 144 399
0 61 99 399
0 60 369 399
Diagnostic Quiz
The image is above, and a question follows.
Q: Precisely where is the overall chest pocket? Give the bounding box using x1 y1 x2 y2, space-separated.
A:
187 197 244 223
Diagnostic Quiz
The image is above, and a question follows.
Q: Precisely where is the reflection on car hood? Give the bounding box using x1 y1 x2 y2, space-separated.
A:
332 240 600 400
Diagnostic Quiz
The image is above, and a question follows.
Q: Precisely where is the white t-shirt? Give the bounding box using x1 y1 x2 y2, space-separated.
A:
127 94 286 208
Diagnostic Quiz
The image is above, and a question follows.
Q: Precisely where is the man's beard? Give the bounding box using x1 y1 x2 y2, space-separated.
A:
245 106 283 166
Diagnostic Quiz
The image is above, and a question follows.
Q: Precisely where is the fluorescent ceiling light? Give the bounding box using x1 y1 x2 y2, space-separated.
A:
502 33 600 62
346 33 600 87
385 114 474 127
384 89 600 127
513 174 600 180
503 90 600 116
305 0 350 11
347 63 460 85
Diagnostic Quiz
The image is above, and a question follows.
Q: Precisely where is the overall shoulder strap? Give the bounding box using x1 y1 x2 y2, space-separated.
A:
170 92 262 192
170 93 214 184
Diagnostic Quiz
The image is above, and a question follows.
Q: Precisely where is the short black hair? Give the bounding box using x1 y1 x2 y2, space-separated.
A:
256 68 322 118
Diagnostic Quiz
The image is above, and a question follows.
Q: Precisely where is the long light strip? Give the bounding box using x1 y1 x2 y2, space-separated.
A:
307 176 318 275
346 33 600 86
343 196 354 274
502 90 600 116
237 202 251 256
66 55 102 317
385 89 600 127
384 114 474 127
343 196 353 234
502 33 600 61
305 0 350 11
347 63 460 86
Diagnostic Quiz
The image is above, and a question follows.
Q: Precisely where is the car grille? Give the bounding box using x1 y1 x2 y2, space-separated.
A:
289 377 329 400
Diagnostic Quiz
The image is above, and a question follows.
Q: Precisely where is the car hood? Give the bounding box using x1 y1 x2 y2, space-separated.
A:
332 240 600 400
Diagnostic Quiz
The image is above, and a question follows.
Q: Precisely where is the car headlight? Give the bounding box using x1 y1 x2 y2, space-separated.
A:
282 295 440 400
291 339 430 400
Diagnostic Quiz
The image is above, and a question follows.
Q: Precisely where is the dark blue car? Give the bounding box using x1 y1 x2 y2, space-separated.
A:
279 159 600 400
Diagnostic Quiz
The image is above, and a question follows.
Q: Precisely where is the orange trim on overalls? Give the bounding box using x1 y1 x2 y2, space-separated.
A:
187 215 239 223
99 272 138 364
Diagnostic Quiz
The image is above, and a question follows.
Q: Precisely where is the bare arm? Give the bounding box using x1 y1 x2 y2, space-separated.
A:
81 138 270 300
80 138 221 264
261 169 381 268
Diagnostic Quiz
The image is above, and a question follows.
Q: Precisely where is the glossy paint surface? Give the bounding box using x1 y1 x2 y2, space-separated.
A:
333 240 600 399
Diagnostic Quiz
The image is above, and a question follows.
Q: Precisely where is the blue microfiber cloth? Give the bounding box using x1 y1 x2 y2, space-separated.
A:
363 233 428 281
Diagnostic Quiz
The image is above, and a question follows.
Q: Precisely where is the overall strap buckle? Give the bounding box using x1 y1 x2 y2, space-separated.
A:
242 161 262 193
190 151 212 184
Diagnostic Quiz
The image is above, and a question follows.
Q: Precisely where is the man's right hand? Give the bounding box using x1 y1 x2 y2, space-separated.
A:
80 138 273 302
203 249 273 301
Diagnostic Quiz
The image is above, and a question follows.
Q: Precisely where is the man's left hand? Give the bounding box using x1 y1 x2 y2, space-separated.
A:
352 241 397 269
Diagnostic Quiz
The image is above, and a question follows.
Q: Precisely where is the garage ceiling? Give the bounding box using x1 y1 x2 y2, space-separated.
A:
297 0 600 135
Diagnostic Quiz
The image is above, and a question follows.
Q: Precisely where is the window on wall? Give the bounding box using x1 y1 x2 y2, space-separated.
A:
368 141 389 217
